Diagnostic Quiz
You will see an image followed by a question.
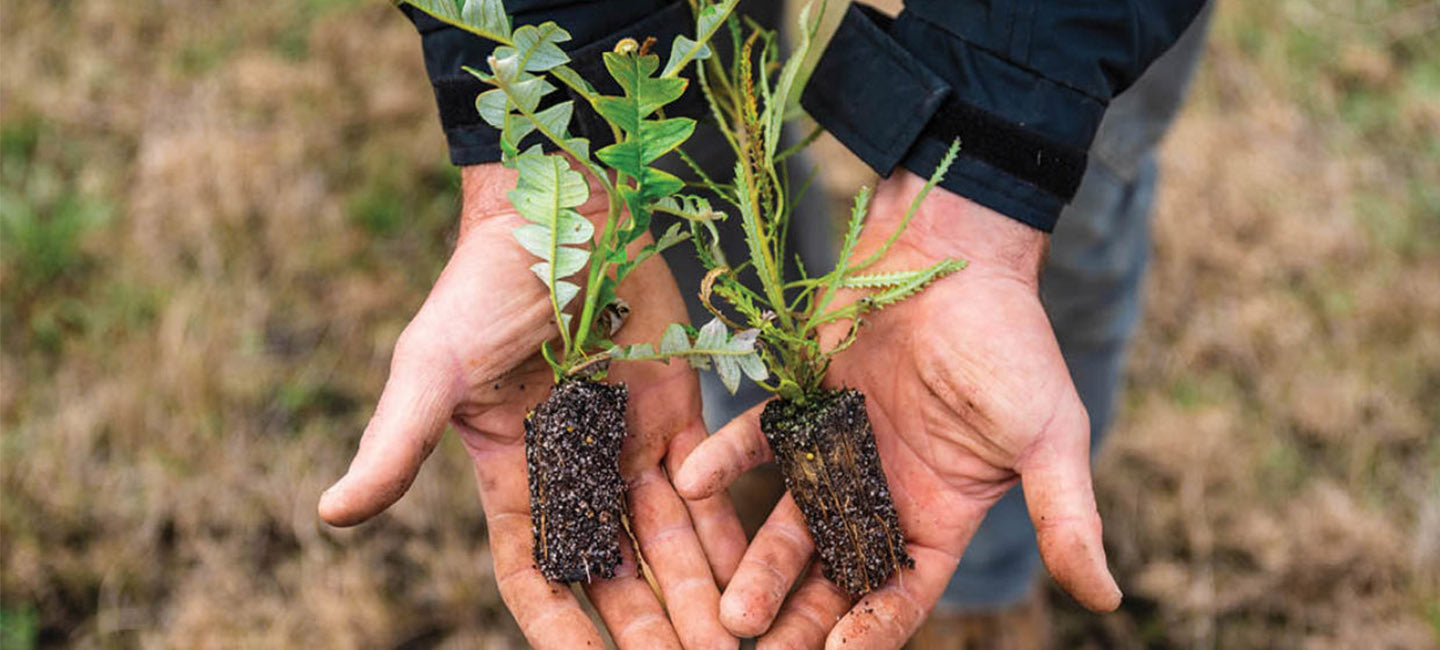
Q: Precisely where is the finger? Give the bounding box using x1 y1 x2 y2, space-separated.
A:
583 535 683 650
674 401 773 500
719 494 813 637
1017 411 1122 612
469 446 606 649
319 334 457 526
823 544 963 650
628 467 738 649
755 564 849 650
667 427 748 587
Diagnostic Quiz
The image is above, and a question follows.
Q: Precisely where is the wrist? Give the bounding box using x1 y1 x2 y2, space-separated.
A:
868 170 1048 285
457 160 610 243
459 163 521 240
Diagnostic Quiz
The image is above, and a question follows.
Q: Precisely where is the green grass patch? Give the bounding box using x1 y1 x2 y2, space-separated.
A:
0 606 38 650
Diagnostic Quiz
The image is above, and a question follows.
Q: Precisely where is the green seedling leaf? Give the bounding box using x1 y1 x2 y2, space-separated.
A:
663 36 711 77
864 259 966 309
616 222 688 284
498 23 571 72
662 0 740 78
607 318 765 394
652 194 723 222
765 2 820 160
399 0 511 43
659 323 691 356
840 266 967 288
507 149 593 350
594 51 695 204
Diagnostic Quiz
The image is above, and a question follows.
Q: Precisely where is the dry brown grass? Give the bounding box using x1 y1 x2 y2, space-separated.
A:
1 0 1436 648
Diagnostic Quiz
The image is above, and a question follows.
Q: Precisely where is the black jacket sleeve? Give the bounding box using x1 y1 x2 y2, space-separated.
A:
801 1 1208 231
401 0 695 166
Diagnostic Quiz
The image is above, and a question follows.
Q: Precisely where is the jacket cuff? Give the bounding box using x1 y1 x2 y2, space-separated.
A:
403 1 697 167
801 4 1106 232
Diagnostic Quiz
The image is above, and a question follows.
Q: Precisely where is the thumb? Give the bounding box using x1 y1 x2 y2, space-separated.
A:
318 330 458 527
1016 399 1122 611
674 400 772 500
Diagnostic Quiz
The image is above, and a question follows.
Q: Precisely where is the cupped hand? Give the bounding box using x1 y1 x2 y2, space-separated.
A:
675 171 1121 648
318 163 746 649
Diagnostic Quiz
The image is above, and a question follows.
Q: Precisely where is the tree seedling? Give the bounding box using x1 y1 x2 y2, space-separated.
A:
623 2 968 596
398 0 761 583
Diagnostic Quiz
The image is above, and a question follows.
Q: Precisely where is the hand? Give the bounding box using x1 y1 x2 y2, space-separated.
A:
676 171 1121 648
318 163 746 649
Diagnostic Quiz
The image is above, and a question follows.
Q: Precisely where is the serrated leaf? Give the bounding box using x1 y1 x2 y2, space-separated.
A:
401 0 511 42
865 259 967 309
550 65 597 98
660 0 739 78
841 270 933 288
653 195 723 221
475 88 508 128
593 49 697 220
508 151 594 345
663 36 711 77
487 60 554 113
593 117 693 177
737 349 768 382
504 22 571 71
714 355 741 393
595 53 687 130
530 101 575 140
659 323 690 356
694 317 728 352
554 280 581 312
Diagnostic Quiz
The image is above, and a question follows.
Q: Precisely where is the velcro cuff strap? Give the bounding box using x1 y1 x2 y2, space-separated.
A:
927 99 1088 200
434 75 488 133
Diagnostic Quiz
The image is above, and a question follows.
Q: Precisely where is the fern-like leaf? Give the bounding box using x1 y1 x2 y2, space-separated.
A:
840 266 966 289
398 0 511 43
507 149 593 350
661 0 740 77
607 319 767 394
863 259 967 309
594 52 694 213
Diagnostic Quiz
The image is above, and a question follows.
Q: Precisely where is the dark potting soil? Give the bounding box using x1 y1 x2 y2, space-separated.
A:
524 379 628 583
761 388 913 596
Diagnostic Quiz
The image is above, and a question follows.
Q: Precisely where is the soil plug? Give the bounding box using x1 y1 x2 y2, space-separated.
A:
401 0 756 583
635 3 968 596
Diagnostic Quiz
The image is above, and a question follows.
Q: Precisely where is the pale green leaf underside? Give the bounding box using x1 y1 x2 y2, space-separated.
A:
661 0 740 78
398 0 511 42
608 318 766 394
506 151 593 319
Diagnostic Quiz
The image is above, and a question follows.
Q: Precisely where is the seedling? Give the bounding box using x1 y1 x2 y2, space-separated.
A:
398 0 761 582
618 3 968 596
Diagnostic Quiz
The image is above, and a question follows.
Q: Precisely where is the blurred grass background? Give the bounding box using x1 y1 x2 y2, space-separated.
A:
1 0 1437 647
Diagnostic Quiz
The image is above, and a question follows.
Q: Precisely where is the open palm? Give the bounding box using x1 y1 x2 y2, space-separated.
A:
318 164 744 649
676 173 1121 648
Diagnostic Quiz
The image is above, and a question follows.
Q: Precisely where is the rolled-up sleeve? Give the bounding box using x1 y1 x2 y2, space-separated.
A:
801 1 1207 232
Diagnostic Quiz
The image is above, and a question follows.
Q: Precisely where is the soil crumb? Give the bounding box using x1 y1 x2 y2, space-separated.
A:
525 379 628 582
762 388 912 596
